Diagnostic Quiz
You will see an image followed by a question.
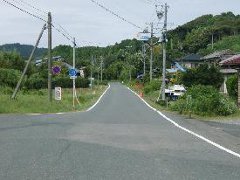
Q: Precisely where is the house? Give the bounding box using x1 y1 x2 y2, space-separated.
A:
219 55 240 103
201 49 235 66
177 54 203 69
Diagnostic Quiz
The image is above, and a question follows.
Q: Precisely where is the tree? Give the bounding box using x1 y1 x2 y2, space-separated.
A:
181 64 224 88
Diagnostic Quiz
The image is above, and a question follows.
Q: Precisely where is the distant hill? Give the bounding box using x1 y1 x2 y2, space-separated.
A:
168 12 240 55
0 43 47 59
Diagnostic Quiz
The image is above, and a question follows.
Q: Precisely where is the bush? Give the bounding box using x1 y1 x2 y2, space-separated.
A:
0 86 13 95
143 79 161 94
170 85 237 116
170 98 187 114
0 68 21 88
25 73 47 89
181 64 224 89
226 75 237 98
53 77 90 88
25 73 90 90
216 97 238 116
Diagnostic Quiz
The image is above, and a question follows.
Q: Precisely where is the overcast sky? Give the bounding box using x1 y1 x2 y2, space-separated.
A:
0 0 240 48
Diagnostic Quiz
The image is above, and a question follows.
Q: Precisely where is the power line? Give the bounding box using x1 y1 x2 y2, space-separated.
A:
90 0 142 30
10 0 47 19
1 0 47 22
1 0 75 43
52 24 73 42
16 0 48 14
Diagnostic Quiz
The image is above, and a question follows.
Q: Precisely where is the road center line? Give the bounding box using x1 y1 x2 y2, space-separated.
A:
127 87 240 159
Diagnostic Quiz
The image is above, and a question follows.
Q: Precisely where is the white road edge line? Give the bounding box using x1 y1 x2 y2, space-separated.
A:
127 87 240 159
86 84 111 112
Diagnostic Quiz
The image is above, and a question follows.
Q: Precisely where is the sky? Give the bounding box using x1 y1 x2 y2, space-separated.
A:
0 0 240 48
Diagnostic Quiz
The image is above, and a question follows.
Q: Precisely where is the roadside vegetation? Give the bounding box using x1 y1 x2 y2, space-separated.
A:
0 85 106 114
130 64 238 117
0 50 107 114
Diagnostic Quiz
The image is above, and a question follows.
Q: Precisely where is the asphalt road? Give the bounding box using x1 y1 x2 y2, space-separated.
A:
0 83 240 180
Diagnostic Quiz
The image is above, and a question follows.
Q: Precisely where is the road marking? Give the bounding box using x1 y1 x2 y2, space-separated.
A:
86 84 111 112
127 87 240 159
56 112 65 115
27 113 41 116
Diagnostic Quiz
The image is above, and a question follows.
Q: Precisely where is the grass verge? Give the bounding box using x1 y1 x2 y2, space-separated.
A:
0 85 107 114
128 83 240 121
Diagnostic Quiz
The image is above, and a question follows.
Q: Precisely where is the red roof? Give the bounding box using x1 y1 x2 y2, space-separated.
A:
220 54 240 65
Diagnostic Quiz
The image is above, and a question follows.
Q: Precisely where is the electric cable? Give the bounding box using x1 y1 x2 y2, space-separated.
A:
90 0 142 30
1 0 46 22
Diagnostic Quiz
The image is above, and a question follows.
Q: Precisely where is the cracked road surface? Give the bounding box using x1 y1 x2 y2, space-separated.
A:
0 83 240 179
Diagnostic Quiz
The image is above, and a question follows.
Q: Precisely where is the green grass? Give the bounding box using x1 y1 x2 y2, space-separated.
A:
0 86 107 114
128 82 240 120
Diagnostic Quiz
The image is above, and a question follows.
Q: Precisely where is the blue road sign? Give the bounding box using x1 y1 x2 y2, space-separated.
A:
69 68 77 77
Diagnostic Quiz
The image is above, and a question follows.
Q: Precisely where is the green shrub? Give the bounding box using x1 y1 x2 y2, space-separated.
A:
25 74 90 90
170 98 187 114
25 73 47 89
170 85 237 116
95 80 108 86
53 77 90 88
0 68 21 88
226 75 237 98
216 97 238 116
180 64 224 89
0 86 13 95
143 79 161 94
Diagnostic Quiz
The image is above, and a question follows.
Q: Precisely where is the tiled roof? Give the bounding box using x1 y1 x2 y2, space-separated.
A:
202 49 233 60
180 54 202 61
219 54 240 66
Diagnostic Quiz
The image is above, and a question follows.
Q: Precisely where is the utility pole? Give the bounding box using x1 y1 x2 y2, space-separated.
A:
150 22 154 81
100 56 103 82
211 33 214 50
90 55 94 89
142 43 146 76
155 3 169 102
161 3 169 101
48 12 52 102
11 24 46 99
72 38 76 109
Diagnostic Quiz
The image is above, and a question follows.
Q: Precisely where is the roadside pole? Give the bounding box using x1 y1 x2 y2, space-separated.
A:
48 12 52 102
100 56 103 83
90 55 93 90
11 24 46 99
142 43 146 75
150 22 153 81
161 3 169 101
73 38 76 109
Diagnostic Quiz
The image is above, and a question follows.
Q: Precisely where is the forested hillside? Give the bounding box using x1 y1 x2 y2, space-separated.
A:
168 12 240 54
1 12 240 82
0 43 47 59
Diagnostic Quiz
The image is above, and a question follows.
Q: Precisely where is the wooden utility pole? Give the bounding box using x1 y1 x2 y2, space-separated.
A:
90 55 94 89
150 22 154 81
100 57 103 82
11 24 46 99
161 3 169 101
142 43 146 75
48 12 52 102
73 38 76 109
